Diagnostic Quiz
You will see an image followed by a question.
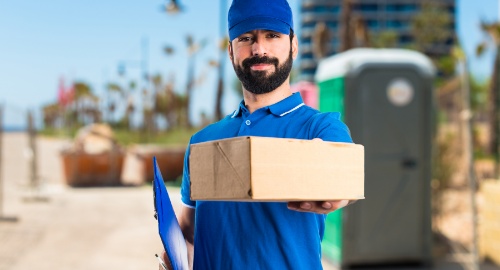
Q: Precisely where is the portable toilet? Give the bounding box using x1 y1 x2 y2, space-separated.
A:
316 48 435 268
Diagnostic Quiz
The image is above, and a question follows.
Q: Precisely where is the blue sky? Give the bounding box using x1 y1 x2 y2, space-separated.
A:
0 0 498 128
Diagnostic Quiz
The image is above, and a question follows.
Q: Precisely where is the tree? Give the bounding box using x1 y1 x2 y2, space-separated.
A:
312 22 332 59
106 82 123 124
339 0 354 52
477 22 500 175
411 1 455 79
42 102 60 129
105 80 135 129
339 0 370 52
214 37 229 121
124 80 137 130
371 30 398 49
72 81 100 126
184 35 207 128
411 1 452 54
469 75 488 115
152 73 184 130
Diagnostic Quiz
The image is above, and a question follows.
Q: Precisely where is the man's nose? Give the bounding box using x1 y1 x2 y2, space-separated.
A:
251 40 267 56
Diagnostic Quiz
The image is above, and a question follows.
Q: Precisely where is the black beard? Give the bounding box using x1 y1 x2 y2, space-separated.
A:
232 49 293 95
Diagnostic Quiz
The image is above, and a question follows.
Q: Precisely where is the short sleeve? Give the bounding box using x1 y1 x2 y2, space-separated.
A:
180 140 196 208
309 112 353 143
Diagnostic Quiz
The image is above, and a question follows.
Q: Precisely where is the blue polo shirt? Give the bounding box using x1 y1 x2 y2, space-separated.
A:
181 93 352 269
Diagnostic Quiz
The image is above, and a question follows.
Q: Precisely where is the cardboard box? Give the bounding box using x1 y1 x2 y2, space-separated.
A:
189 136 364 201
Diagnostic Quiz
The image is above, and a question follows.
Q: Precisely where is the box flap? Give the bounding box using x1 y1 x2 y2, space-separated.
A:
190 137 251 200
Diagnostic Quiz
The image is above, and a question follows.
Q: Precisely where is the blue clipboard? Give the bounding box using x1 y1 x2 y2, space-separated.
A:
153 157 189 270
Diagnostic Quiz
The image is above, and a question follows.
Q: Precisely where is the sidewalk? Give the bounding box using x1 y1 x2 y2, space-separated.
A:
0 133 167 270
0 133 338 270
0 133 498 270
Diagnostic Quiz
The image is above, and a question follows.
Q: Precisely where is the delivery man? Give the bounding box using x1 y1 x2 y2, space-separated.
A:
161 0 356 268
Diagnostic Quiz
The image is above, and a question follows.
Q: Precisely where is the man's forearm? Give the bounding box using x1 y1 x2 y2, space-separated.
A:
159 251 172 270
180 206 196 269
186 240 194 269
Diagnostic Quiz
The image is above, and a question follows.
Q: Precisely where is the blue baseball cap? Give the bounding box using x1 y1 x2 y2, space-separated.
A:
228 0 294 41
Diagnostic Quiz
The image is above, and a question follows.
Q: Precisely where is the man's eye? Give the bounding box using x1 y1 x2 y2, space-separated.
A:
268 34 280 38
238 37 252 42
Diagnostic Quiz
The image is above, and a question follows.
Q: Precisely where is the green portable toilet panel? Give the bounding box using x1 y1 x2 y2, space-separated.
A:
317 48 434 112
316 48 435 267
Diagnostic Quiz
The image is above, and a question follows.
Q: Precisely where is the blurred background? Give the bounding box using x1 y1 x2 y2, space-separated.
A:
1 0 500 269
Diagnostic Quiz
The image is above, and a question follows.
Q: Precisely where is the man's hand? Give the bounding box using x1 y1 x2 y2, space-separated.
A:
287 200 356 214
158 250 172 270
287 138 357 214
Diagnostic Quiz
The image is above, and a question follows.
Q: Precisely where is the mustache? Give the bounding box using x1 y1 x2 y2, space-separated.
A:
242 56 279 69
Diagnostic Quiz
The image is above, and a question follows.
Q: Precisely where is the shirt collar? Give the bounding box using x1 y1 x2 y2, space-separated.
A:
231 92 305 118
230 101 248 118
268 92 305 117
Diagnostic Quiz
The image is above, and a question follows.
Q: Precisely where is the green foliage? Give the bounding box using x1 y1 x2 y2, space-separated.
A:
435 56 456 78
480 22 500 47
39 125 80 139
112 127 199 146
128 80 137 91
432 132 457 190
73 81 93 99
42 81 101 129
41 126 199 147
371 30 399 48
469 75 489 112
107 83 123 95
411 1 453 53
151 74 189 129
42 102 61 129
476 42 487 57
473 126 490 159
165 175 183 187
431 130 458 220
410 1 456 80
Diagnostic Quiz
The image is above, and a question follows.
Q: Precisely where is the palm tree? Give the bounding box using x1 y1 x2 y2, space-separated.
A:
73 82 99 126
106 82 124 124
312 22 331 59
411 1 452 54
152 73 181 130
105 80 135 129
411 1 455 79
215 37 229 121
42 102 60 129
339 0 370 52
184 35 207 128
339 0 354 52
125 80 137 130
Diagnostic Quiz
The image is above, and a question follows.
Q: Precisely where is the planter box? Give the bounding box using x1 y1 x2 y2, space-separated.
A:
122 145 186 185
61 150 124 187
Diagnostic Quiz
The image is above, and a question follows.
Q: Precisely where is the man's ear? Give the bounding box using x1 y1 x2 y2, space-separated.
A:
228 41 233 61
292 35 299 60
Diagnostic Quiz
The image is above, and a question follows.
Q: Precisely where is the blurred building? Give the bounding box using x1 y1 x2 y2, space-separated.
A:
299 0 456 81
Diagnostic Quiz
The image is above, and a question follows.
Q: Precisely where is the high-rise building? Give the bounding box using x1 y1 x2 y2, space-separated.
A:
299 0 456 81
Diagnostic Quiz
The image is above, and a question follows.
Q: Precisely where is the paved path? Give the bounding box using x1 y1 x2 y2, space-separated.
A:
0 133 339 270
1 133 498 270
0 133 170 270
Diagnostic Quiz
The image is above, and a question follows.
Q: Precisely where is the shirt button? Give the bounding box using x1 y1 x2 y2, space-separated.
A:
245 120 251 126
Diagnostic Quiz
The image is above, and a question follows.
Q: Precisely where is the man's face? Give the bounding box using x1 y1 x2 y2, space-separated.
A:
229 30 297 95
